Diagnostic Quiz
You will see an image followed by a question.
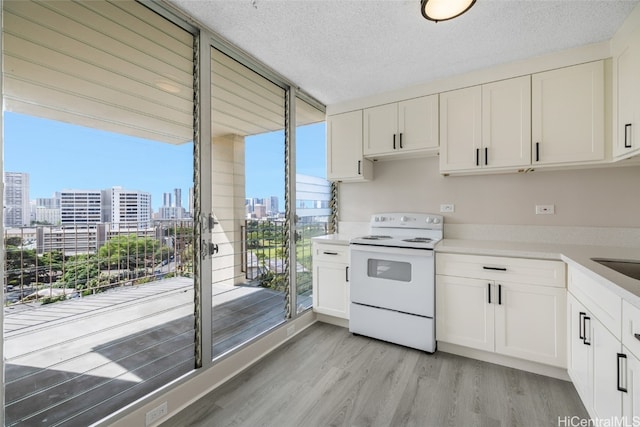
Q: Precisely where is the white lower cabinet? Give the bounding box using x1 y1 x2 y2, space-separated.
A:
623 350 640 421
312 242 349 319
436 253 566 367
566 266 640 423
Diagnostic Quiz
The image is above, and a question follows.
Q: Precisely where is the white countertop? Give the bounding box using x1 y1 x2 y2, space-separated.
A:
311 234 352 245
437 239 640 307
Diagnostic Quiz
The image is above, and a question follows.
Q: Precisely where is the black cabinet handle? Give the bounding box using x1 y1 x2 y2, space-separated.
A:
635 333 640 342
357 160 361 175
625 123 632 149
399 133 403 149
579 312 586 340
476 148 480 166
346 266 349 282
617 353 628 393
583 316 591 345
483 266 507 271
498 284 502 305
485 147 488 165
487 283 492 304
535 142 540 162
393 134 397 150
323 251 338 255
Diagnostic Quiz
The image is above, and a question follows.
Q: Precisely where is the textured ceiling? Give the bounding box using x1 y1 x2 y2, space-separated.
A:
170 0 639 106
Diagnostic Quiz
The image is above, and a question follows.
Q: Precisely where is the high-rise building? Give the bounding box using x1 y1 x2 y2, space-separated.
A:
60 190 103 224
4 172 30 227
174 188 182 208
266 196 279 215
163 192 172 207
109 186 152 230
188 187 194 215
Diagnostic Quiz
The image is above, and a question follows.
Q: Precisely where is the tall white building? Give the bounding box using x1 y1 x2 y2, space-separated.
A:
108 186 152 230
60 190 103 224
4 172 30 227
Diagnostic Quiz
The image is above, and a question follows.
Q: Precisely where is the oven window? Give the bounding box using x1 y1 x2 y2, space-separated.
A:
367 258 412 282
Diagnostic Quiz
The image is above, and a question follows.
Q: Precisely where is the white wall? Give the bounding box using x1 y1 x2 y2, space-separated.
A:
339 157 640 228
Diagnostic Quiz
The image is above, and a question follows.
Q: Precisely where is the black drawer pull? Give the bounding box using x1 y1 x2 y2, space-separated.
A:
583 316 591 346
498 284 502 305
579 312 586 340
487 283 491 304
393 134 397 150
483 266 507 271
535 142 540 162
485 147 488 165
357 160 361 175
617 353 628 393
476 148 480 166
624 123 632 149
399 133 403 149
346 266 349 282
323 251 338 255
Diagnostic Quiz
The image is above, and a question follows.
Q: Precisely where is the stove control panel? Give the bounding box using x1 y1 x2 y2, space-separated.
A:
370 213 443 229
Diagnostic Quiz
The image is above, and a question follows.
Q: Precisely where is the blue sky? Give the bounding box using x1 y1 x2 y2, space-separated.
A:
4 112 325 211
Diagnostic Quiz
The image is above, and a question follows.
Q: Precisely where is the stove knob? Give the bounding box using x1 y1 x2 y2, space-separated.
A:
400 216 408 222
425 217 433 224
432 218 441 224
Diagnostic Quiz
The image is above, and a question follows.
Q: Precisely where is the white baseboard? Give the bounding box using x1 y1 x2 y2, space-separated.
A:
438 341 570 381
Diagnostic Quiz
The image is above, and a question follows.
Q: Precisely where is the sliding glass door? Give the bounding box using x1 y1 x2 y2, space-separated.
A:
209 47 287 359
2 1 196 425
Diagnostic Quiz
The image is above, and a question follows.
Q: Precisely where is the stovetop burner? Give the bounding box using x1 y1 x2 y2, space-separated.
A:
403 237 433 243
361 235 392 240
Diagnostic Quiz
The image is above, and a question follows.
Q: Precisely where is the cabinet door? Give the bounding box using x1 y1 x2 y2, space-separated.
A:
313 261 349 319
494 282 566 367
436 275 494 352
623 351 640 421
398 95 439 153
439 86 482 172
532 61 605 165
567 294 593 408
592 318 623 420
327 111 372 181
363 103 397 156
482 76 531 168
614 39 640 159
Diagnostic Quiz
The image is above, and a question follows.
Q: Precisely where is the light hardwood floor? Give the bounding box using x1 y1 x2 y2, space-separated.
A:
163 322 588 427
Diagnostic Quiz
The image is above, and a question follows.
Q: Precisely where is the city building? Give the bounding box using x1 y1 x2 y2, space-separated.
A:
60 190 103 224
108 186 152 231
295 174 330 225
4 172 30 227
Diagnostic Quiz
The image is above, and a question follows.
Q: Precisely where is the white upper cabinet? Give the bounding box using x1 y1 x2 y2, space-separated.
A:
482 76 532 169
440 76 530 173
531 61 605 165
439 86 482 172
327 110 373 182
613 36 640 159
364 95 438 159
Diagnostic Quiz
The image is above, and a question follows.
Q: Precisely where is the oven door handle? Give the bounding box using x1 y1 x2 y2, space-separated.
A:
350 244 434 257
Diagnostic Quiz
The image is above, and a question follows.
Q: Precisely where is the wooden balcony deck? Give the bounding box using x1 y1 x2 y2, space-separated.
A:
3 277 306 426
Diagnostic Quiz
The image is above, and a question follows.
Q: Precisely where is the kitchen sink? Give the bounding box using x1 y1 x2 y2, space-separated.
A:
591 258 640 281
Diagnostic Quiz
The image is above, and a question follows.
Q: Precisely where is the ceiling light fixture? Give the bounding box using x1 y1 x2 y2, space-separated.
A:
421 0 476 22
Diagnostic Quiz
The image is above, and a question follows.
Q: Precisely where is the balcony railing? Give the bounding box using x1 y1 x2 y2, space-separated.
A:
240 218 327 293
4 220 194 305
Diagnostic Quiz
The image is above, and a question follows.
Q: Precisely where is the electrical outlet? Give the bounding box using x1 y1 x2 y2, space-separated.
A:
146 402 168 426
440 204 455 213
535 205 555 215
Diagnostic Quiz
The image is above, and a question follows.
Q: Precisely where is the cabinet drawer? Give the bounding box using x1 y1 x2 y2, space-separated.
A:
623 300 640 360
568 267 621 339
313 243 349 263
436 253 565 287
